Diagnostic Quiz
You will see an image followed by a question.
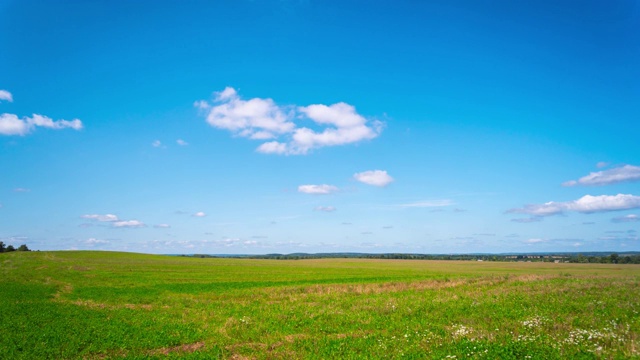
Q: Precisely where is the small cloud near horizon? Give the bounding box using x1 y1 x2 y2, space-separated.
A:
298 184 339 195
314 206 336 212
611 214 639 223
112 220 146 228
508 194 640 216
81 214 119 222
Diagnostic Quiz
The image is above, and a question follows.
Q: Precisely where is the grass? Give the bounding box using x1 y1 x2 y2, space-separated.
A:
1 251 639 359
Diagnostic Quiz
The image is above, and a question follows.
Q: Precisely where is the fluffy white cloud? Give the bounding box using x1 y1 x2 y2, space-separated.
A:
193 211 206 217
112 220 146 228
0 90 12 102
152 140 162 147
563 165 640 186
0 114 28 135
196 87 382 155
81 214 119 222
314 206 336 212
201 87 294 139
0 113 83 136
154 223 171 228
176 139 188 146
611 214 639 223
508 194 640 216
353 170 394 187
288 103 382 154
298 184 339 195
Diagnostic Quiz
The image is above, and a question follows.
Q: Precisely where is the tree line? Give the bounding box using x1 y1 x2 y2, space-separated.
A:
0 241 30 253
184 252 640 264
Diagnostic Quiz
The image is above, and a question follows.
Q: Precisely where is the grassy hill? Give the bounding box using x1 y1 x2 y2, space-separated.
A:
1 251 639 359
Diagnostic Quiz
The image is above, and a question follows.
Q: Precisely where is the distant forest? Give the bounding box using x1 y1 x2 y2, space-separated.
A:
182 252 640 264
0 242 30 253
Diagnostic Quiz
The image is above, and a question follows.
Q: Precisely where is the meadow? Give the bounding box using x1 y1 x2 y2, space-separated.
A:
1 251 639 359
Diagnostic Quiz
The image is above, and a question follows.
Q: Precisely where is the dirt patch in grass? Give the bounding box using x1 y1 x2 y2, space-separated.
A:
52 283 73 300
275 274 560 297
225 342 268 352
284 333 309 343
147 341 205 356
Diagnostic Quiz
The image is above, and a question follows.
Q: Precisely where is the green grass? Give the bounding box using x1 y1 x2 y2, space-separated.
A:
1 251 639 359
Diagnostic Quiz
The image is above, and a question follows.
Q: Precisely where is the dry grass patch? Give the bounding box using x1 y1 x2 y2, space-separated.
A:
147 341 205 356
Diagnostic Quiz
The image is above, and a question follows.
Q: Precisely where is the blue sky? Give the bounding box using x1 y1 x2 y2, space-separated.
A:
1 0 639 254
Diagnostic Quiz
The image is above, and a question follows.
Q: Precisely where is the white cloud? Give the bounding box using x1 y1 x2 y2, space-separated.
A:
193 211 206 217
397 199 454 208
611 214 639 223
112 220 146 228
176 139 188 146
207 237 243 247
154 223 171 228
201 87 294 139
152 140 162 147
81 214 146 228
523 238 546 244
0 93 82 136
314 206 336 212
353 170 394 187
13 187 30 192
563 165 640 186
27 114 83 130
81 214 119 222
256 141 288 154
289 103 382 154
0 114 28 135
596 161 609 168
0 90 13 102
508 194 640 216
84 238 110 245
196 87 382 155
0 113 82 136
298 184 339 195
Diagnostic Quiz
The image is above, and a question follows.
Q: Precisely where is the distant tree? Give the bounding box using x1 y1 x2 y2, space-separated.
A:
17 244 30 251
610 253 619 264
5 245 15 252
0 241 4 253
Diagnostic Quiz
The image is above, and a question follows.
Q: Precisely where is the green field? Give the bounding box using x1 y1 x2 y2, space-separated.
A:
1 251 639 359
